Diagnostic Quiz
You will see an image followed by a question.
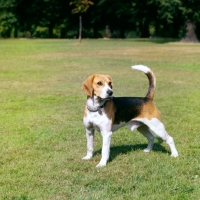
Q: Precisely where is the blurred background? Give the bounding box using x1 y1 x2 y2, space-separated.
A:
0 0 199 42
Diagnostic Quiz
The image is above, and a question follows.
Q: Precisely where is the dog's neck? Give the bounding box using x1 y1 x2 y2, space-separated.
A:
86 95 109 112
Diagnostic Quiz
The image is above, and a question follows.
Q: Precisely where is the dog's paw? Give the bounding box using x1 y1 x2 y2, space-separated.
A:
96 162 107 168
171 151 178 157
143 148 151 152
82 155 92 160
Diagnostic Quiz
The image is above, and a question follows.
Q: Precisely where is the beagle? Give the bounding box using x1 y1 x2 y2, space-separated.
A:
82 65 178 167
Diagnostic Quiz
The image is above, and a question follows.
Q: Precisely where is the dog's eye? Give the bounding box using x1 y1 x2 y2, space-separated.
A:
97 81 103 86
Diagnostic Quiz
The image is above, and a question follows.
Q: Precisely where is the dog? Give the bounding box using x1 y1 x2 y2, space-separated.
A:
82 65 178 167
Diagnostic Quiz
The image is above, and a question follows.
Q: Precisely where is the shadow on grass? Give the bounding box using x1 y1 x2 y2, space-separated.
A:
94 138 169 163
130 38 179 44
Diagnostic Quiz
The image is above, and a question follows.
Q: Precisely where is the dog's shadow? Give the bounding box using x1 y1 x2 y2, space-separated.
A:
94 138 169 162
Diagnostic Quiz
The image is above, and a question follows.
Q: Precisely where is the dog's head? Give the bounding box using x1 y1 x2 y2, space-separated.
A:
82 74 113 99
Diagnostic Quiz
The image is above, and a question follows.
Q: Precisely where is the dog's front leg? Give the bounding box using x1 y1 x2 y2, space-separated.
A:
96 131 112 168
82 128 94 160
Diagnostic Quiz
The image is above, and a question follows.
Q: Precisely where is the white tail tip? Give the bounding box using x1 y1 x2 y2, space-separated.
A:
131 65 151 74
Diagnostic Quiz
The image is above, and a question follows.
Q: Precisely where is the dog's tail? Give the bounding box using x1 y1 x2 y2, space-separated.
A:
131 65 156 101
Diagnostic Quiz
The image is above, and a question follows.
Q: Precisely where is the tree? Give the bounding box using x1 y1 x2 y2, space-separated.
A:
0 0 200 40
96 0 132 38
180 0 200 42
151 0 182 38
181 20 199 42
29 0 63 38
15 0 67 38
131 0 158 38
130 0 182 38
70 0 93 43
0 0 18 37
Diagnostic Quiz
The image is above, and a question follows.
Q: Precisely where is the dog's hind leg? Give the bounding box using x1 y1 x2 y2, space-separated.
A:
137 124 155 152
146 119 178 157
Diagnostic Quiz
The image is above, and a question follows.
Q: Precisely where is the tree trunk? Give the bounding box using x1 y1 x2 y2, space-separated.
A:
141 20 149 38
60 28 66 38
49 21 54 38
181 21 199 43
105 25 111 38
136 20 149 38
93 25 98 38
14 25 18 38
79 15 82 43
120 26 125 38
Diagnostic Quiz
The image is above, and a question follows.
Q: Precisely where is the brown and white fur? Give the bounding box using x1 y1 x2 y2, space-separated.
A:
82 65 178 167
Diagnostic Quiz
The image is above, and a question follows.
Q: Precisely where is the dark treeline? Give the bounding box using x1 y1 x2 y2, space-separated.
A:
0 0 200 41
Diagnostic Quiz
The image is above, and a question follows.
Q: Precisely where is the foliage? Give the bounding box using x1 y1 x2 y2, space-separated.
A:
0 0 200 39
70 0 94 14
96 0 133 38
0 0 18 37
180 0 200 23
70 0 93 43
152 0 182 24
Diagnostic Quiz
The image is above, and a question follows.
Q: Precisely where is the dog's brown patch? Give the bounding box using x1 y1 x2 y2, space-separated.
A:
104 100 115 123
84 106 88 117
136 101 161 121
82 75 95 97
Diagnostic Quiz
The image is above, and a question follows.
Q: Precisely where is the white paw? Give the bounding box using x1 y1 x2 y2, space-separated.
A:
96 162 107 168
82 155 92 160
171 152 178 157
143 148 151 152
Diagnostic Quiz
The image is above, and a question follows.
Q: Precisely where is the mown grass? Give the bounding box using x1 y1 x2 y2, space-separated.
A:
0 38 199 199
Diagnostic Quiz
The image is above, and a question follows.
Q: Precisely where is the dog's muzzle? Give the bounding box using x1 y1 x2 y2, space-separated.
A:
107 90 113 96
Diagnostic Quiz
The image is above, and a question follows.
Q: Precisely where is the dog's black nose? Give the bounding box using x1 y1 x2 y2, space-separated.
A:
107 90 113 96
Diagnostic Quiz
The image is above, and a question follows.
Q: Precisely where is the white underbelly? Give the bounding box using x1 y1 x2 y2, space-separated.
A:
112 122 127 132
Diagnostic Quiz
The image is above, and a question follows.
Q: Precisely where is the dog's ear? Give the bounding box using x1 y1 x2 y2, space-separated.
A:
106 75 113 89
82 75 95 97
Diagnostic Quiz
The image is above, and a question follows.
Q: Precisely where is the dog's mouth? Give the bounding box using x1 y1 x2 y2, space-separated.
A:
98 96 113 101
96 89 113 101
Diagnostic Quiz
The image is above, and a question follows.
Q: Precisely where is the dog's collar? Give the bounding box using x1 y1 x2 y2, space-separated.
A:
87 103 105 112
86 97 111 112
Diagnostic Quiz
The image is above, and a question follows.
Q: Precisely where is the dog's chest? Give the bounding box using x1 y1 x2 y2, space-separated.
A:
83 109 112 132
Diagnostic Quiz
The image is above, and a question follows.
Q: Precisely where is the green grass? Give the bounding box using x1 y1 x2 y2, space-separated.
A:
0 38 199 199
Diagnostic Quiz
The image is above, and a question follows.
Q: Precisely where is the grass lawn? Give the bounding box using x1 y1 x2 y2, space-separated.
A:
0 38 199 199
